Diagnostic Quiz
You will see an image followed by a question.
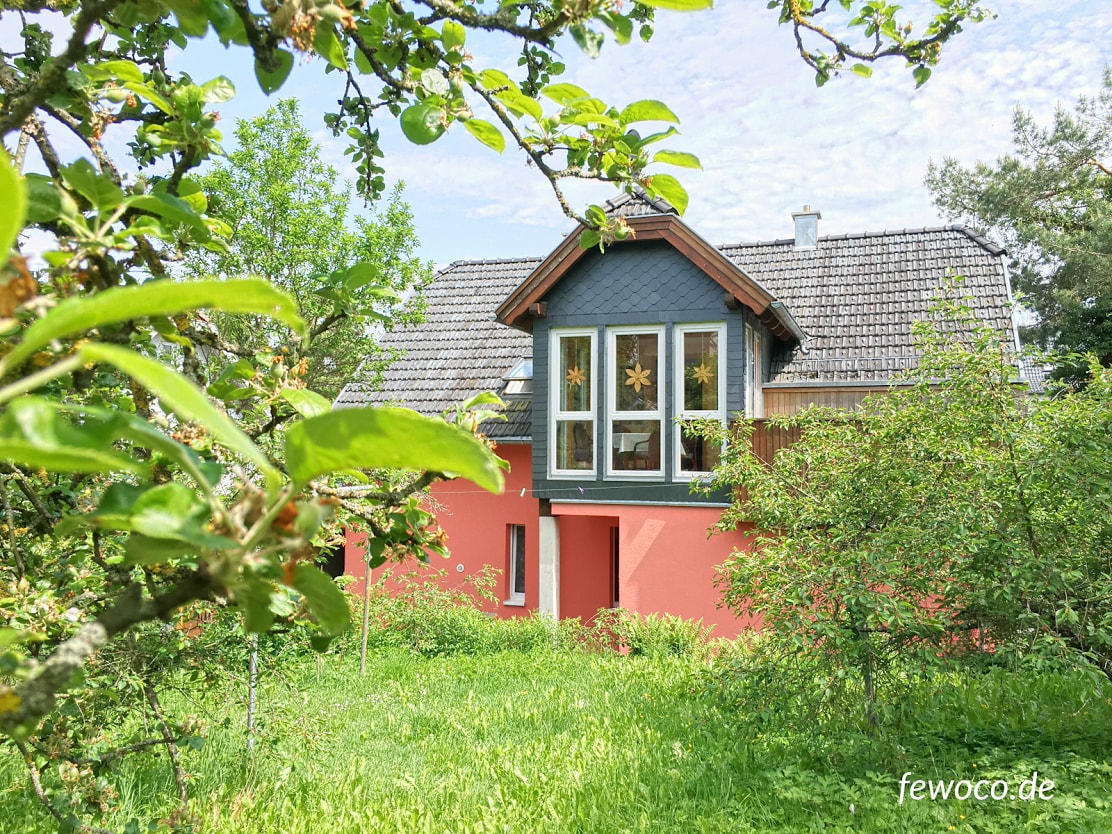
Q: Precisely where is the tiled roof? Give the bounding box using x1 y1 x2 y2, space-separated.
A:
336 223 1016 431
720 226 1013 383
334 257 538 439
602 189 677 218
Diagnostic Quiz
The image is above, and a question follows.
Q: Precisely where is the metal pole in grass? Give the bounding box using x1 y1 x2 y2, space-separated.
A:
360 555 372 675
247 633 258 751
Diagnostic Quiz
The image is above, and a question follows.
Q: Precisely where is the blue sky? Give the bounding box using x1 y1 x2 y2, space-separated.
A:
6 2 1112 268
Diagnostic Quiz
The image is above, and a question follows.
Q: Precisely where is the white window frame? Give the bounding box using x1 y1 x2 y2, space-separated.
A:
549 327 597 478
506 524 526 606
673 323 727 480
745 321 764 418
606 325 665 479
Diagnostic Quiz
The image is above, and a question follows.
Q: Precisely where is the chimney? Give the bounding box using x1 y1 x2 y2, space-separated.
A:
792 205 821 249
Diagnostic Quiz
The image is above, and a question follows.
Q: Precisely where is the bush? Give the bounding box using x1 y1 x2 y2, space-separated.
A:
598 609 715 659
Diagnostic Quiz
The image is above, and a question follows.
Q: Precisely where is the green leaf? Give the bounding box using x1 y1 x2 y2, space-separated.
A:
596 10 633 44
291 564 349 636
479 69 513 90
284 407 504 492
913 65 932 87
541 83 590 105
650 149 702 169
646 173 689 214
128 482 233 547
0 149 24 269
442 20 466 51
570 24 604 58
463 119 506 153
280 388 332 418
634 0 713 9
24 174 60 223
579 229 603 250
123 534 201 565
619 100 680 126
238 580 277 633
60 158 124 214
79 60 146 84
200 76 235 103
0 629 44 651
309 633 334 653
314 23 347 70
585 204 608 227
1 278 305 375
399 104 446 145
53 401 222 490
255 50 294 95
496 89 543 121
0 398 147 476
123 81 174 115
166 0 210 36
850 63 873 78
127 192 209 237
77 344 280 488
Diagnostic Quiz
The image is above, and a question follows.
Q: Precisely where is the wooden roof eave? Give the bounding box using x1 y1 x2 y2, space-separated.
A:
495 214 802 347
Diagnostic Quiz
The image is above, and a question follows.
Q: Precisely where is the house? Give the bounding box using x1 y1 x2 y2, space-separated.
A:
336 195 1019 638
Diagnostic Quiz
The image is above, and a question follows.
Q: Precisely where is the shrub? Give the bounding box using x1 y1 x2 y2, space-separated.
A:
600 609 715 659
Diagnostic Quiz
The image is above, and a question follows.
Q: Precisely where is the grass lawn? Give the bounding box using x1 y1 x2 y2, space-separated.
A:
3 644 1112 833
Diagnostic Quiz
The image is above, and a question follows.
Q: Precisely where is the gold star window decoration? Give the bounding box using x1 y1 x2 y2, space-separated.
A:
624 362 652 393
565 366 585 386
693 362 714 386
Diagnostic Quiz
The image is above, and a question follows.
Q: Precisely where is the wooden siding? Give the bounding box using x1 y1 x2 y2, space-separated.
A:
747 419 802 463
763 385 888 416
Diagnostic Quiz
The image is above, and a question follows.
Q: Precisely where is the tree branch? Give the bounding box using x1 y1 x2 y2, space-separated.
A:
0 570 217 737
0 0 122 137
14 739 114 834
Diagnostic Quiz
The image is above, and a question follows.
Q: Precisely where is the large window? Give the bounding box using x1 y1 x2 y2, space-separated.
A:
507 524 526 605
608 326 664 476
675 324 726 477
550 329 596 476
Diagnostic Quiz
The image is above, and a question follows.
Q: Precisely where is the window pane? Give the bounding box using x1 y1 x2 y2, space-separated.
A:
683 330 719 411
679 425 721 473
611 419 661 471
511 525 526 596
555 420 593 470
614 333 659 412
559 335 591 412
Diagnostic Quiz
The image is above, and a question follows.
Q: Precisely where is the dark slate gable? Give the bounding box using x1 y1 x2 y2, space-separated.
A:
334 257 537 440
721 226 1014 383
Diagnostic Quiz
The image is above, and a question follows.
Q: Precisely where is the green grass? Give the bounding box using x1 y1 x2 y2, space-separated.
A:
3 643 1112 833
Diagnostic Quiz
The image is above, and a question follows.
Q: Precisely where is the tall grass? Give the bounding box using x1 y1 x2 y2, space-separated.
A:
2 607 1111 833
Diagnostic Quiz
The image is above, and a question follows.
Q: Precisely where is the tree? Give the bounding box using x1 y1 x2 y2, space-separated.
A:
0 0 989 827
927 70 1112 377
182 99 431 400
699 293 1112 729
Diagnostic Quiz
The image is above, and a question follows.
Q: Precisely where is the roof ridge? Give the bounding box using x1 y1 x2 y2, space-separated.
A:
718 224 1007 252
444 256 544 268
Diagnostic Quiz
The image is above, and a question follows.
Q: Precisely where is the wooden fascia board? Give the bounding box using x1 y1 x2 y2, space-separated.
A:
496 214 789 340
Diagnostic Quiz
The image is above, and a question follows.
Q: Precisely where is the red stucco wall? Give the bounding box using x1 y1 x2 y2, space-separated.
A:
558 514 617 624
552 502 756 640
344 443 758 637
344 443 539 619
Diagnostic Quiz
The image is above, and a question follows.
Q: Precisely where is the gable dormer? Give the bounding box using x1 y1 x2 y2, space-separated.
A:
496 211 805 503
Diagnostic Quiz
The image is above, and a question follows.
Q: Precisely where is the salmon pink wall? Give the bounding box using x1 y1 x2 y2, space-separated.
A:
344 443 539 619
552 503 757 639
558 515 617 624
